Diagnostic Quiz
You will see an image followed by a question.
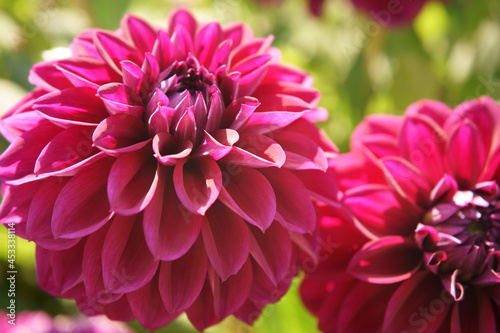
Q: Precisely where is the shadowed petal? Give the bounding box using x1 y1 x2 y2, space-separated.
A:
273 130 327 170
186 281 218 331
159 237 207 313
143 166 202 261
152 132 193 166
218 166 276 231
450 286 496 333
174 157 222 215
93 31 143 73
102 214 159 293
97 83 144 118
221 133 286 168
260 168 315 234
194 129 239 160
202 201 250 280
348 236 422 284
52 158 115 239
127 273 179 330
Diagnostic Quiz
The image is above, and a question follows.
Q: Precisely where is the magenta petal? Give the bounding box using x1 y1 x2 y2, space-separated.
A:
102 214 159 293
36 240 85 297
209 259 253 320
159 237 207 313
344 184 419 238
248 223 291 285
235 54 272 97
0 121 60 183
186 281 218 331
174 157 222 215
152 132 193 166
1 91 46 142
218 166 276 231
0 182 41 225
92 113 150 155
195 129 239 160
143 167 202 261
55 57 122 88
260 168 316 234
447 120 486 189
202 201 250 280
222 133 286 168
195 22 222 68
127 273 179 330
383 272 451 333
121 14 157 53
93 31 143 73
168 9 197 38
35 125 99 176
399 115 446 185
152 30 174 70
34 87 108 127
52 158 114 239
97 83 144 118
405 99 453 127
82 223 121 303
28 61 73 91
108 148 158 215
273 130 327 171
253 81 320 106
450 287 496 333
292 169 341 208
222 96 260 130
121 61 145 96
26 177 79 250
348 236 422 284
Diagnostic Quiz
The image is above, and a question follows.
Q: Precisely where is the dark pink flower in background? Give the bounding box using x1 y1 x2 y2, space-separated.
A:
300 97 500 332
0 9 338 331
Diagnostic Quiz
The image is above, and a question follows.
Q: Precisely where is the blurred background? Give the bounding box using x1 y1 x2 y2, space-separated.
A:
0 0 499 332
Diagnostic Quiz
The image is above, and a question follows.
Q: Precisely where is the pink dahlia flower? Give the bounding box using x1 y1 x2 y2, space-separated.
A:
0 9 338 331
300 96 500 332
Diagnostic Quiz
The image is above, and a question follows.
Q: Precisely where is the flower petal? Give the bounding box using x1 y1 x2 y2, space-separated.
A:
248 223 291 285
159 237 207 313
55 57 122 88
34 87 108 127
447 120 486 189
348 236 422 284
52 158 115 239
202 201 250 280
107 148 158 215
260 168 316 234
218 166 276 231
209 259 253 320
399 115 446 185
152 132 193 166
195 22 222 68
97 83 144 118
93 31 143 73
273 130 327 171
221 133 286 168
143 166 202 261
174 157 222 215
102 214 159 293
185 281 218 331
127 273 179 330
194 129 239 160
121 14 157 53
383 272 452 333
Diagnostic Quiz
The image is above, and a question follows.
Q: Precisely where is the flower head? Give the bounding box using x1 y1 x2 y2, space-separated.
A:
0 9 337 330
301 97 500 332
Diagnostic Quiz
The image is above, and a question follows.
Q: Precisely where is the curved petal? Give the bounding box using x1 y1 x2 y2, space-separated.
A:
121 14 157 53
260 168 316 234
0 182 41 225
36 240 85 298
28 60 73 91
383 272 452 333
195 22 222 68
97 83 144 118
447 120 486 189
127 273 179 330
152 132 193 166
174 157 222 215
221 133 286 168
405 99 452 128
52 157 115 239
159 237 207 313
34 125 100 176
93 31 143 73
186 281 218 331
344 184 419 238
202 201 250 280
272 130 327 171
102 214 159 293
0 121 61 183
33 87 108 127
221 96 260 131
26 177 79 250
92 113 150 156
218 166 276 231
348 236 422 284
399 115 446 185
168 9 197 38
208 259 253 320
248 223 291 285
55 57 122 88
143 166 202 261
292 169 341 208
194 129 239 160
107 148 158 215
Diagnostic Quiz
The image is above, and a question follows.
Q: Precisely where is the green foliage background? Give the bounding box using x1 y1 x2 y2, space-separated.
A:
0 0 499 332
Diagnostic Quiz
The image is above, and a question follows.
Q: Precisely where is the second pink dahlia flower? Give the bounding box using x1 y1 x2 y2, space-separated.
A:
0 9 337 330
301 96 500 332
